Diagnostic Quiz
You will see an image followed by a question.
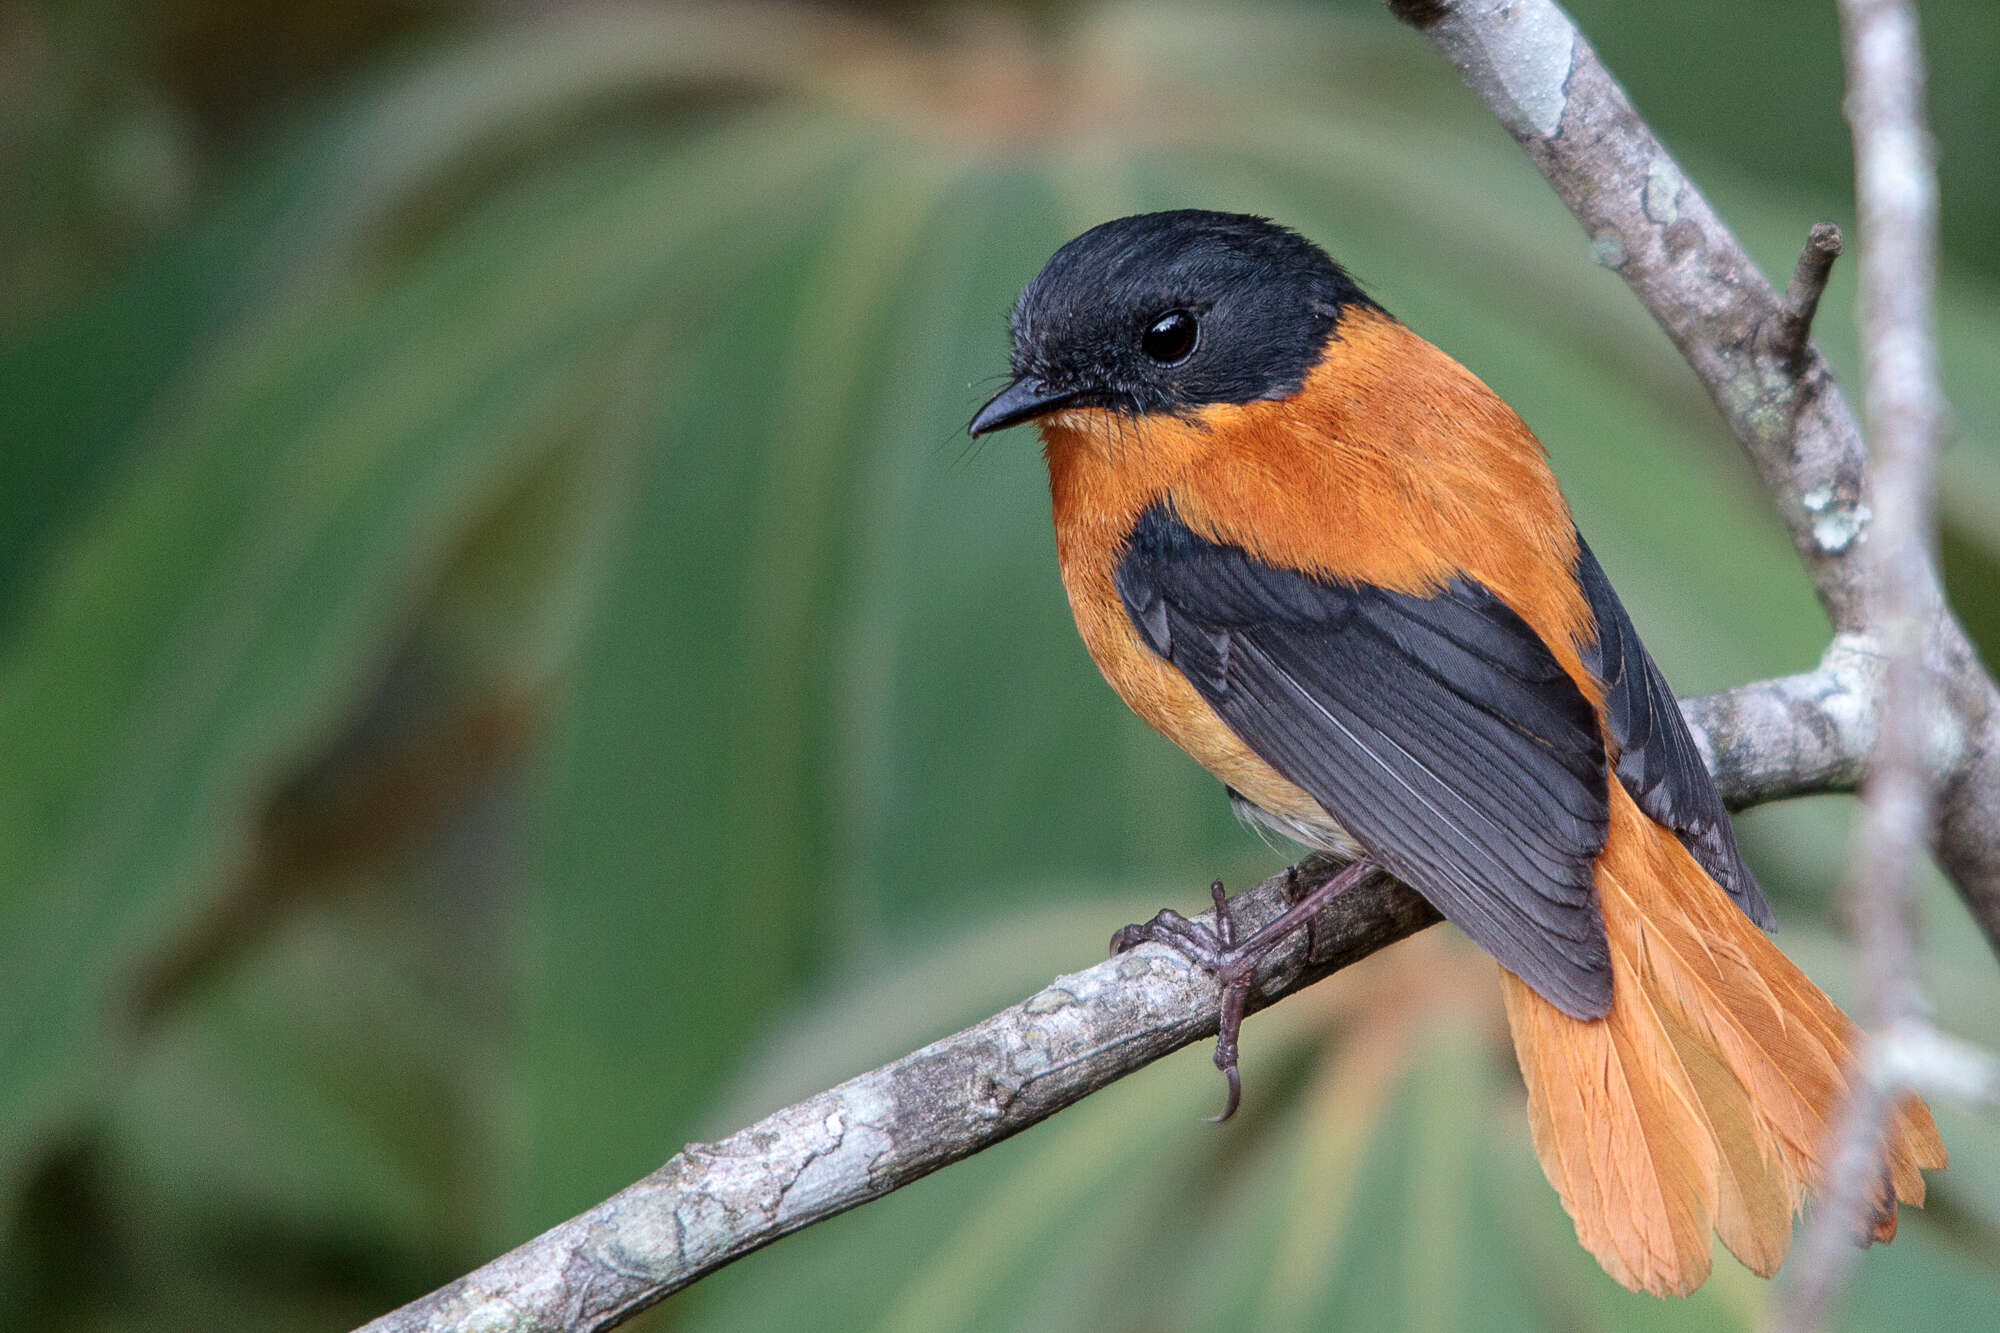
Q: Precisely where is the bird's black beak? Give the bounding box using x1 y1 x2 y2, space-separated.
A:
967 376 1082 437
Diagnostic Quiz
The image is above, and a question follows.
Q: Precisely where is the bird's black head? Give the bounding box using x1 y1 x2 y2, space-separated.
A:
968 210 1378 436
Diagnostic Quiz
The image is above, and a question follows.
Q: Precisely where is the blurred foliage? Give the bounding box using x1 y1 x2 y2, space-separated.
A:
2 2 1998 1330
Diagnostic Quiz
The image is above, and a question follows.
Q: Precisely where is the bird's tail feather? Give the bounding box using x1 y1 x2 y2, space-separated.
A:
1499 787 1945 1296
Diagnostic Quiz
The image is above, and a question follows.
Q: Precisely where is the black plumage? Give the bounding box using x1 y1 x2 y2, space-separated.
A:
1004 211 1378 418
1114 504 1615 1019
1575 537 1776 930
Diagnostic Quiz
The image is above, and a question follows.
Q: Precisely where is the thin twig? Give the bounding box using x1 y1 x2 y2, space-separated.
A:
1839 0 1945 1030
1776 0 1948 1326
1769 221 1846 368
1874 1016 2000 1111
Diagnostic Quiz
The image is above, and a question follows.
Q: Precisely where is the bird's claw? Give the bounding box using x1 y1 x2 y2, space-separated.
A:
1112 879 1259 1121
1110 860 1379 1124
1108 881 1238 964
1209 1062 1243 1124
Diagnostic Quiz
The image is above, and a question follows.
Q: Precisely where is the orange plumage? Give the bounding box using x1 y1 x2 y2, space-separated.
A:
1502 787 1943 1292
972 211 1944 1295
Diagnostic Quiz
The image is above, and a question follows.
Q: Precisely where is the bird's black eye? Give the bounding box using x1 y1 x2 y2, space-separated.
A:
1141 309 1198 365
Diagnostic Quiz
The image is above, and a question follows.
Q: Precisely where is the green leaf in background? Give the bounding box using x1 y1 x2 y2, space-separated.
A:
0 97 862 1204
3 3 1998 1329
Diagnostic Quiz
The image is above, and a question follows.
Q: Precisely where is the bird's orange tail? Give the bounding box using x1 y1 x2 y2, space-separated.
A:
1499 786 1946 1295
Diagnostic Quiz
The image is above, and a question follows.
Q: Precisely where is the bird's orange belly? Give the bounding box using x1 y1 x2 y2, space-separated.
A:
1062 559 1360 857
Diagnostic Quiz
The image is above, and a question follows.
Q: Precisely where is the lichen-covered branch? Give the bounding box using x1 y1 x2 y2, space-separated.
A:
359 860 1440 1333
1682 636 1878 808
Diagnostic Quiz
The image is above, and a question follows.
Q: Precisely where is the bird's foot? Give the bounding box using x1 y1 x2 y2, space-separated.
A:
1110 879 1241 963
1111 860 1378 1122
1110 879 1254 1121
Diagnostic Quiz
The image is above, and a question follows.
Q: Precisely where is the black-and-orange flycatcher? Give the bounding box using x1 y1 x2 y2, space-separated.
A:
967 210 1944 1296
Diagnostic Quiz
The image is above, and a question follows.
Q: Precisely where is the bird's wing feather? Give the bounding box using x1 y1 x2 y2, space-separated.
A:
1115 503 1614 1018
1573 537 1775 930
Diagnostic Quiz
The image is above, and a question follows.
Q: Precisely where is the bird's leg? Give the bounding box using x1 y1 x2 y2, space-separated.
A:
1111 859 1380 1120
1284 864 1323 965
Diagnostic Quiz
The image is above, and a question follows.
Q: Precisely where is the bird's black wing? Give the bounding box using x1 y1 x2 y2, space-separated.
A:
1115 504 1613 1018
1574 537 1775 930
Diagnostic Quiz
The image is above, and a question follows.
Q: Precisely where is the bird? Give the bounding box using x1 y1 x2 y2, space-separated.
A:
966 209 1944 1296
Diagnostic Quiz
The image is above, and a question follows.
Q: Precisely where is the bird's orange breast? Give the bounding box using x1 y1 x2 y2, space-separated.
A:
1041 308 1603 825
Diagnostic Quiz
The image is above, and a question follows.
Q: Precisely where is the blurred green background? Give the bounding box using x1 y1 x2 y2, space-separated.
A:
4 1 1999 1329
